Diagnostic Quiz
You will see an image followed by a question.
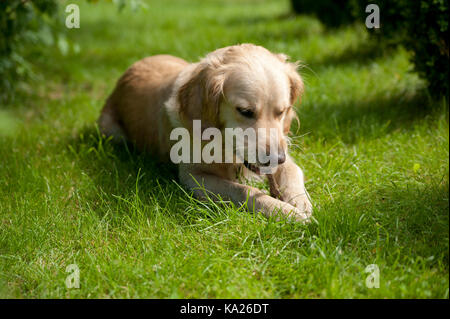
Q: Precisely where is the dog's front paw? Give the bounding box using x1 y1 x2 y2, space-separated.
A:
278 202 311 223
289 206 311 223
259 194 311 223
287 193 313 219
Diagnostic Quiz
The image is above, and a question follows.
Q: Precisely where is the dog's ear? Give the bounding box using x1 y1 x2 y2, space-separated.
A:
287 63 304 106
178 65 204 126
280 58 304 135
281 58 305 107
178 63 225 130
274 53 305 106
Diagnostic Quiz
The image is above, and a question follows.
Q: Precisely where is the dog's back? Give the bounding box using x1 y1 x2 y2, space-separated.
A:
99 54 188 157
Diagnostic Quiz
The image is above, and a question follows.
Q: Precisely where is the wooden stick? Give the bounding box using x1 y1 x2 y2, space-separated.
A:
267 174 282 200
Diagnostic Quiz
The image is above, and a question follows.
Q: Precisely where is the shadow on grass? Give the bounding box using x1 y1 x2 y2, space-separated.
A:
66 126 248 225
305 178 449 268
66 125 187 217
292 89 435 144
221 11 395 69
308 41 397 70
372 181 449 264
218 12 296 26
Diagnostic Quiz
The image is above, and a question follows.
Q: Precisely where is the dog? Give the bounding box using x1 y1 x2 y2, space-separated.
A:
98 44 312 222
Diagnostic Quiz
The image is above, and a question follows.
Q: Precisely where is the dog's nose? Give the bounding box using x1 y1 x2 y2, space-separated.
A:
277 151 286 164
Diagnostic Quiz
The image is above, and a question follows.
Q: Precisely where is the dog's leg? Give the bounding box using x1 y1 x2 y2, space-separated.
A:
271 156 313 219
180 168 310 222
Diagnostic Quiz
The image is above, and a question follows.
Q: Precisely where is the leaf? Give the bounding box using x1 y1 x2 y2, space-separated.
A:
57 36 69 56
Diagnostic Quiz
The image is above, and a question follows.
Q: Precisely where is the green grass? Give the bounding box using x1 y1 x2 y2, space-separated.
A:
0 0 448 298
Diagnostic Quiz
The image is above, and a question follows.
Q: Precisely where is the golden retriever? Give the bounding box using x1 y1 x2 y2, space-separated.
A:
98 44 312 222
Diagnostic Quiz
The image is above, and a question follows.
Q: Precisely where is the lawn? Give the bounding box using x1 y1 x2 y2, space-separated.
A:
0 0 448 298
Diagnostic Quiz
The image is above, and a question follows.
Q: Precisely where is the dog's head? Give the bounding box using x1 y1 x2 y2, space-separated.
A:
178 44 304 173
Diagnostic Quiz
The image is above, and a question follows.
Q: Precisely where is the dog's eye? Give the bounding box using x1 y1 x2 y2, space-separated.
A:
276 107 289 118
236 107 254 118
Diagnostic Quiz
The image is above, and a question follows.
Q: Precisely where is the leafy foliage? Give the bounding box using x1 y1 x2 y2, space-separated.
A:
0 0 58 103
0 0 147 104
291 0 450 98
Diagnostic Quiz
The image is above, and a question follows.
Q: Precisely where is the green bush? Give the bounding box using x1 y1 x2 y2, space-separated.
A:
0 0 58 103
291 0 449 98
290 0 357 26
0 1 147 103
